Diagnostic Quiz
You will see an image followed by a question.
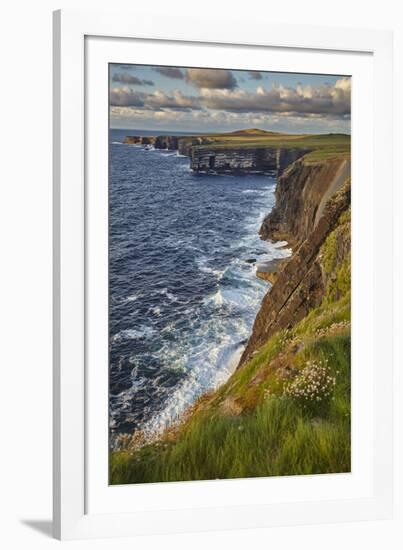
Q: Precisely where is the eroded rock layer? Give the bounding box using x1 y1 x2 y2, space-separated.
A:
190 147 310 176
260 157 350 245
241 158 351 365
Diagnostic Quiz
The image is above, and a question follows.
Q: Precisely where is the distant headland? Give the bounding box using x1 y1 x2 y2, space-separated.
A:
123 128 350 177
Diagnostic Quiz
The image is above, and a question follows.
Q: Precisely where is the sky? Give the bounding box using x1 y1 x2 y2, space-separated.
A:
109 64 351 134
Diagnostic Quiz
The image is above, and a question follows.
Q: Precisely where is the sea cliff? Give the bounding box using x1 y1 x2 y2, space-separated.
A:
190 146 310 176
123 129 350 178
260 157 351 245
111 132 351 484
241 157 350 364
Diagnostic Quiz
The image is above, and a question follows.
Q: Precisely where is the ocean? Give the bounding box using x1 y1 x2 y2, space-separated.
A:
109 129 290 443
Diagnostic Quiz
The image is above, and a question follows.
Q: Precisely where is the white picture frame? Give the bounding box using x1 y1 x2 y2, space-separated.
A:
53 8 393 540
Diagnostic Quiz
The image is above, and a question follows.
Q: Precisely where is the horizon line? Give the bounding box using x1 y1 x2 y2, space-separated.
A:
109 126 351 136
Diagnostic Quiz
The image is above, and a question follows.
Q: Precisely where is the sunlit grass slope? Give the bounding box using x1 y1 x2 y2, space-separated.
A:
192 129 351 162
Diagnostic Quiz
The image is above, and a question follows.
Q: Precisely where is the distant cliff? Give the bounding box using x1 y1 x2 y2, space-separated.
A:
123 130 350 180
123 134 312 177
190 146 310 176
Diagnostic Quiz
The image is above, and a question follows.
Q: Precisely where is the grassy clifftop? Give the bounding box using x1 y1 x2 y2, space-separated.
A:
125 128 351 167
191 128 350 162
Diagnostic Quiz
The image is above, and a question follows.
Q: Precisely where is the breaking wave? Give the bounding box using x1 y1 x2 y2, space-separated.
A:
109 131 291 441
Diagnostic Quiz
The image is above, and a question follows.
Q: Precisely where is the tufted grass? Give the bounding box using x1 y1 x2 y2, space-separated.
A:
110 325 351 484
111 387 350 484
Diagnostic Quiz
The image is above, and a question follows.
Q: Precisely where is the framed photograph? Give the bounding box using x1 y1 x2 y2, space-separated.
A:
53 9 393 540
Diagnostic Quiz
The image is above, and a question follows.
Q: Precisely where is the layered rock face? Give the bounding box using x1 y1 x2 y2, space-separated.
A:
178 137 212 156
260 158 350 246
123 129 350 182
241 158 351 365
123 134 312 177
190 147 309 176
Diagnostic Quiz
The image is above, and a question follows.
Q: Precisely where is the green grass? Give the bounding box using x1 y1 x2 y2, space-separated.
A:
192 131 350 161
186 131 351 167
111 376 350 484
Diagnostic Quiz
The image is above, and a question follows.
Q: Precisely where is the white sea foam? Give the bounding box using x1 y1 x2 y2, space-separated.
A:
149 306 162 317
140 339 246 437
112 326 155 342
204 288 224 307
241 189 264 195
272 240 289 248
111 173 292 440
123 293 140 303
135 182 290 436
155 288 191 305
196 256 225 280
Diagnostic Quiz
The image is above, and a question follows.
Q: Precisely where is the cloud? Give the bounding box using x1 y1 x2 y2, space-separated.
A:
110 87 145 107
186 68 237 89
110 105 350 134
153 67 185 79
110 77 351 131
145 90 201 110
112 73 154 86
109 87 200 110
198 78 351 118
248 71 263 80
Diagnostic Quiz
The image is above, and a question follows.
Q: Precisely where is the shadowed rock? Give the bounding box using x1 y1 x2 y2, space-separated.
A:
240 164 351 365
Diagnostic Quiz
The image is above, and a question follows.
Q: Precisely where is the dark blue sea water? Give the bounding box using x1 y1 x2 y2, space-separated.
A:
109 129 290 441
